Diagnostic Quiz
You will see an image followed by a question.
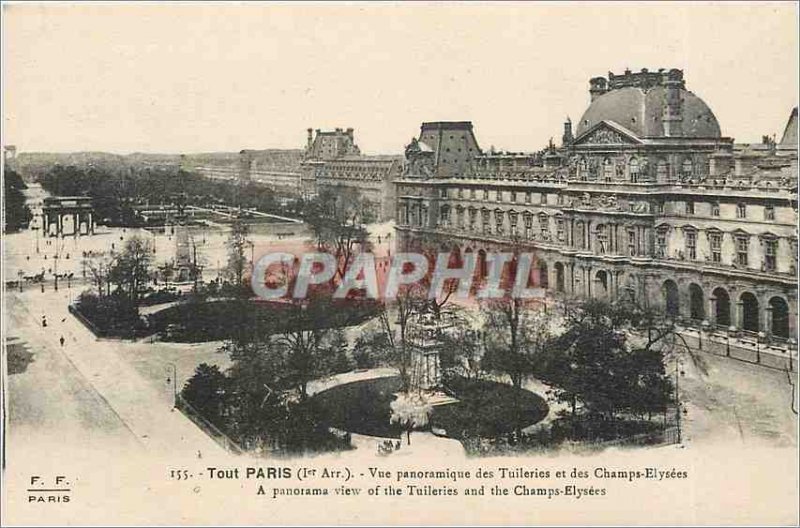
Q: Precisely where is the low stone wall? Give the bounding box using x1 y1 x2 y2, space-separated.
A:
679 329 795 371
175 394 244 455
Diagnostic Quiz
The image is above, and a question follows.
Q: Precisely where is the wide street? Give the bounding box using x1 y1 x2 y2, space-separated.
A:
5 286 229 461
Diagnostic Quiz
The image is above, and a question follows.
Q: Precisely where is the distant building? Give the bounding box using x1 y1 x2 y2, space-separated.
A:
180 151 304 194
301 128 402 221
396 68 798 359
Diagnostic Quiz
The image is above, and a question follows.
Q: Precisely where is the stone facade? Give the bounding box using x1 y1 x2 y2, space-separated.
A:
395 68 798 351
301 128 402 221
180 150 304 194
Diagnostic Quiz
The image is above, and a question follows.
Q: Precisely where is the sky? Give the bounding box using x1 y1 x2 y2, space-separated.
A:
3 2 798 155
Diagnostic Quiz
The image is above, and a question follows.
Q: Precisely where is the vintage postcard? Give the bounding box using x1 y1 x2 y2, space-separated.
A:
1 2 798 526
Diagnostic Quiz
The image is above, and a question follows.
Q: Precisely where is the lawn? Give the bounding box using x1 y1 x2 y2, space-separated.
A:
311 375 549 440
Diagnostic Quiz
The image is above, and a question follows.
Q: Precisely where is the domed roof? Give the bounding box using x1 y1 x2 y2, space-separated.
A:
576 86 721 138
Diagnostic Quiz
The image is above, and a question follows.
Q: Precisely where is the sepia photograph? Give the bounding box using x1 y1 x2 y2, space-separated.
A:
1 2 798 526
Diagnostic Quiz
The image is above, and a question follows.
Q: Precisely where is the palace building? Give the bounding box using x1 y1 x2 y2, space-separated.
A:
395 68 798 362
300 128 403 221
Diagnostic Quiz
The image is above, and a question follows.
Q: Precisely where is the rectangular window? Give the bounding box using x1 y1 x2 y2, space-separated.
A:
496 190 503 202
446 188 452 199
556 218 565 242
539 215 549 239
737 203 747 219
510 191 517 203
470 189 476 199
736 236 749 267
765 238 777 271
685 231 697 260
711 203 720 217
628 230 637 256
656 231 667 258
710 232 722 263
765 205 775 221
483 189 489 201
525 192 531 203
686 201 694 215
495 215 504 234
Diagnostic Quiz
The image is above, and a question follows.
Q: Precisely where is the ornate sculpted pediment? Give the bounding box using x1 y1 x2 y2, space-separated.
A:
573 121 641 146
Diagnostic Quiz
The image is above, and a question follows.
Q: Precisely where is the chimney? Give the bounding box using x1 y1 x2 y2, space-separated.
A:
589 76 608 102
662 68 684 137
346 127 354 141
562 117 573 146
306 128 313 150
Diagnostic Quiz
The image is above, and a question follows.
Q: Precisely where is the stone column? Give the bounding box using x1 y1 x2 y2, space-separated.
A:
734 300 744 331
585 266 592 297
586 221 592 251
764 305 773 338
708 295 717 327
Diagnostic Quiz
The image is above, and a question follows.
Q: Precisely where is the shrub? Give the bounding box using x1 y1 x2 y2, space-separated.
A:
74 292 148 337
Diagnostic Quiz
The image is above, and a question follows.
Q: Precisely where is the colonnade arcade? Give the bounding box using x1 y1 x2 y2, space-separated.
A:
423 235 797 343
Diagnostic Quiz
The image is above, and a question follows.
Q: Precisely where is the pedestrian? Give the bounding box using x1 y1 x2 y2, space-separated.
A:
59 336 65 347
42 316 47 327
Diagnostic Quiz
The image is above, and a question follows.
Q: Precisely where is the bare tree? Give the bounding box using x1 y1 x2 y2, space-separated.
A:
224 217 251 290
84 254 115 297
481 296 552 392
304 186 372 281
108 235 153 304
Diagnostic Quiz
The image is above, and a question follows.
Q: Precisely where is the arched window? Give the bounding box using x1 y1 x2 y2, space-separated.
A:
689 284 705 320
682 158 693 177
629 157 640 183
662 280 680 317
596 270 609 298
712 287 731 327
539 262 549 290
596 224 608 254
578 158 589 180
769 297 790 339
603 158 614 182
740 292 759 333
656 159 668 181
554 262 565 292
